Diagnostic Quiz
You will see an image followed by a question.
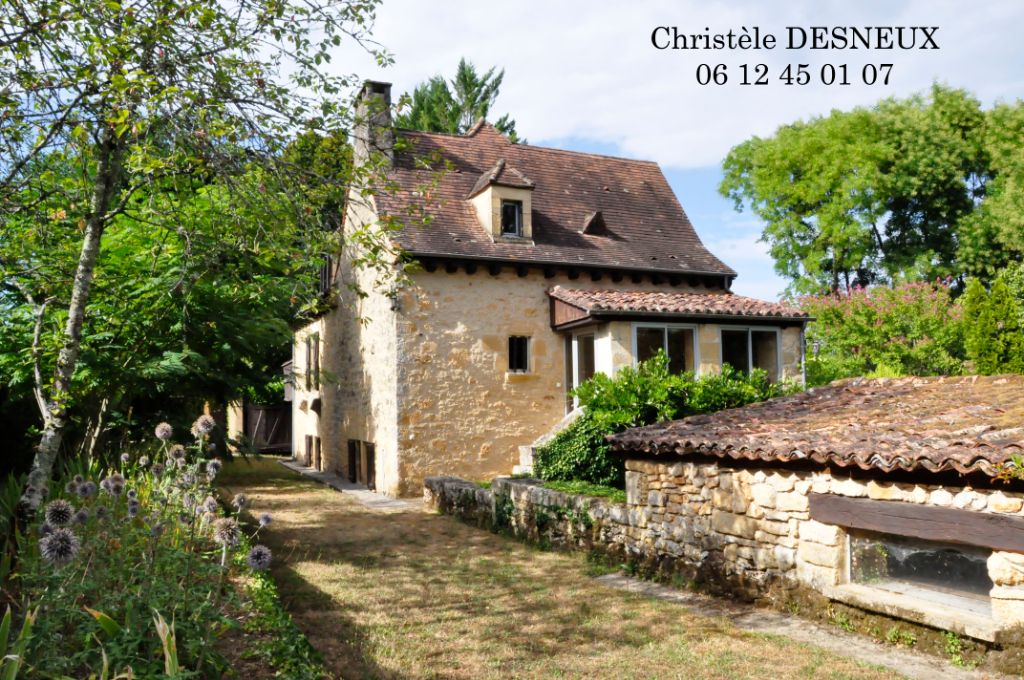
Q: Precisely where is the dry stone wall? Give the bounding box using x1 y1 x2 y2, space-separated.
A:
425 458 1024 641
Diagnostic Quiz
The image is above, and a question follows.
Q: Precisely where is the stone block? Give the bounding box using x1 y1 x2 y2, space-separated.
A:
798 541 840 568
989 492 1024 514
908 485 929 504
758 520 790 536
766 472 796 492
775 491 810 513
711 510 758 539
625 471 644 503
989 552 1024 586
929 488 954 507
832 477 868 498
648 490 666 507
799 519 842 547
953 488 987 511
796 561 839 589
867 480 904 501
749 483 777 509
774 545 797 570
992 596 1024 626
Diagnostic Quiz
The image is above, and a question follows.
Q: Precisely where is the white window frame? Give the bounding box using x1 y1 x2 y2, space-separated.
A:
570 332 596 408
718 325 783 379
630 322 701 374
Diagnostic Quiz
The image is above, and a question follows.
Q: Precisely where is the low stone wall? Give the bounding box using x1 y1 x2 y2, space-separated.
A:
425 457 1024 645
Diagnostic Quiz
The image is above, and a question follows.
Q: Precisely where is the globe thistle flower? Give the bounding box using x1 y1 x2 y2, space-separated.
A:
39 527 80 566
206 459 223 479
100 474 125 497
191 415 216 437
64 481 77 494
246 545 273 571
77 481 97 498
126 488 138 500
174 457 187 469
231 493 247 510
73 508 90 524
150 523 164 538
212 517 240 547
154 422 173 441
151 463 165 476
44 499 75 527
168 444 186 460
138 455 150 468
95 506 108 521
178 472 196 488
127 500 140 518
258 513 272 528
202 495 219 514
182 493 196 510
73 474 84 485
120 453 131 464
39 522 54 537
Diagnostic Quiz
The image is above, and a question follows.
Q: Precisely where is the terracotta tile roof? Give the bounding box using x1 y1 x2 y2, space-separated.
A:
376 124 737 277
549 286 808 322
608 376 1024 478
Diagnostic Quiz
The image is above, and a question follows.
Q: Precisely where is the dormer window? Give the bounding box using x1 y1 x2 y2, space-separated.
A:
501 200 523 237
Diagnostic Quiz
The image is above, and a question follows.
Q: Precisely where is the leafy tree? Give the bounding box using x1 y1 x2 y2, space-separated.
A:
0 0 398 488
721 85 990 294
962 277 1024 374
800 281 965 384
395 58 522 142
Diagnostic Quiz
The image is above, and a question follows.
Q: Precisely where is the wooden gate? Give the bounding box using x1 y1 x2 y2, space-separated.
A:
243 403 291 454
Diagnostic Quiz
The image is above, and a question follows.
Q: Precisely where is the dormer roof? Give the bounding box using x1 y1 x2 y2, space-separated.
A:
375 122 736 278
467 158 534 198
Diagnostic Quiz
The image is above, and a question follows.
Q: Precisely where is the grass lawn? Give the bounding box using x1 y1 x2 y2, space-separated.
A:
220 458 898 680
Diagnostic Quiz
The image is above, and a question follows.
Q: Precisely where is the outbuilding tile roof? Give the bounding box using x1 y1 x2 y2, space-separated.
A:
375 123 737 277
608 376 1024 478
548 286 808 321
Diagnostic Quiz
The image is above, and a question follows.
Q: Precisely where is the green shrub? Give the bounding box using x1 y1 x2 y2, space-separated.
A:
534 353 795 487
963 276 1024 374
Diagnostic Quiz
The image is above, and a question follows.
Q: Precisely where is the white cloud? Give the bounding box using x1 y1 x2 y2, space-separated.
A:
335 0 1024 169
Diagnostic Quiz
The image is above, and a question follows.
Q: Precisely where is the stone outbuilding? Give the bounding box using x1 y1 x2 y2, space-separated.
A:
291 81 809 497
608 375 1024 641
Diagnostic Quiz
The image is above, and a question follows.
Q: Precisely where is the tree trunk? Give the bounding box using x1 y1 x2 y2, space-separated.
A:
26 127 124 491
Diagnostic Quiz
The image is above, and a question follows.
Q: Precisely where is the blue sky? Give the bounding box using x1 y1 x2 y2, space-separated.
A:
332 0 1024 300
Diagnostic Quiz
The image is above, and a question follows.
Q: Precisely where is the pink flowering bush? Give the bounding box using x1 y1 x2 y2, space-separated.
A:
800 280 966 385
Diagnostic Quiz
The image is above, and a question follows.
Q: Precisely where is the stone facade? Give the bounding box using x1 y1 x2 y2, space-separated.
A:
295 261 805 497
425 459 1024 642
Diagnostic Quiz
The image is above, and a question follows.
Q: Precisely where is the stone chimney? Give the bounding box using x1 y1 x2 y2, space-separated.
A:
353 80 394 167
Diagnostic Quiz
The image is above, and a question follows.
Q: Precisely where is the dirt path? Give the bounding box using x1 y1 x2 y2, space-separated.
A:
221 458 961 680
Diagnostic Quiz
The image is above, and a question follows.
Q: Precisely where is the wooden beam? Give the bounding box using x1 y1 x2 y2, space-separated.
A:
543 267 556 279
630 272 643 284
668 275 682 287
487 263 502 276
567 268 580 280
809 493 1024 553
610 272 624 283
650 274 664 285
464 262 478 275
590 270 603 282
422 259 437 273
515 265 529 278
444 262 459 274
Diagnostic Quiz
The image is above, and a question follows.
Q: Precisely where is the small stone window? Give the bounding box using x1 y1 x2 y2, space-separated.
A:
508 335 530 373
849 531 993 616
305 333 321 390
501 200 523 237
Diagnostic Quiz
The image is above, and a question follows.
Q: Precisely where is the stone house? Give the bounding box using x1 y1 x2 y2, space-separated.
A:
604 375 1024 641
291 81 808 497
